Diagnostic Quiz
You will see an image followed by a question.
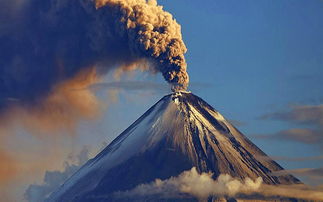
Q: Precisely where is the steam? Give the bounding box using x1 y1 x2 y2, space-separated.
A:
115 167 323 201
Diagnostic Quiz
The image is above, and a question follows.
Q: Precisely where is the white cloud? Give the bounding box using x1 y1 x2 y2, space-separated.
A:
115 167 323 201
116 167 262 200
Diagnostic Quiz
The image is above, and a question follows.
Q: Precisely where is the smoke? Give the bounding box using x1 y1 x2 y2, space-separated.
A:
0 0 188 113
1 67 101 135
0 145 19 201
115 167 323 201
91 81 169 92
95 0 189 90
0 149 18 184
24 146 90 202
0 0 188 135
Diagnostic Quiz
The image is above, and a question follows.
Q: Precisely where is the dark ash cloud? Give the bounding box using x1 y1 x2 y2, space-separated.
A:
0 0 189 128
90 81 169 92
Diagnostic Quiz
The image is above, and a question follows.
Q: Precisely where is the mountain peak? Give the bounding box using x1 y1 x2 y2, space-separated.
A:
170 91 190 104
49 93 300 202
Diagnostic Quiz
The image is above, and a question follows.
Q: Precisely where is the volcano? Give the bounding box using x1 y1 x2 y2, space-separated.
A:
48 92 300 201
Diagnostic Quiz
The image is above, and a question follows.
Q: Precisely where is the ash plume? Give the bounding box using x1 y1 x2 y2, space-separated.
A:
0 0 188 131
95 0 189 90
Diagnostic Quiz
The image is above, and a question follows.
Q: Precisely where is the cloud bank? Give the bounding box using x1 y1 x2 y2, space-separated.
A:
115 167 323 201
116 167 262 200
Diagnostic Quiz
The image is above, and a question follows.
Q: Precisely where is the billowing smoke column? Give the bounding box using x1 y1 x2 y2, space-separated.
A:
96 0 189 90
0 0 189 113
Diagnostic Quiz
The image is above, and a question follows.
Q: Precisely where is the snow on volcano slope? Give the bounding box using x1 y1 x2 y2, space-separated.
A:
48 92 300 202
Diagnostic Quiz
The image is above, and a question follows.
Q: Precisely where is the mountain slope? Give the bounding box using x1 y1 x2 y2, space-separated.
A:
48 92 300 202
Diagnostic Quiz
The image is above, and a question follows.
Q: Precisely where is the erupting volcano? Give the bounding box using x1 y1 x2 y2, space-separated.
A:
48 92 300 202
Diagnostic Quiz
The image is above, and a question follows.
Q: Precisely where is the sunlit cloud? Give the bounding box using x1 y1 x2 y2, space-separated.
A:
113 167 323 201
